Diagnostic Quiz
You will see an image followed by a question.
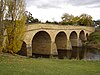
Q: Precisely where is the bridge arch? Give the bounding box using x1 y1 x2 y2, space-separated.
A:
79 30 85 41
55 31 67 50
70 31 77 39
69 31 78 47
18 41 27 56
32 31 51 57
55 31 68 58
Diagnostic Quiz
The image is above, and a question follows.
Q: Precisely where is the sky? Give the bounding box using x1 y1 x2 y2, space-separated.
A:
25 0 100 22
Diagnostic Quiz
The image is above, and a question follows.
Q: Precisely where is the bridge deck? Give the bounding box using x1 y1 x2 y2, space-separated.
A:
26 24 95 32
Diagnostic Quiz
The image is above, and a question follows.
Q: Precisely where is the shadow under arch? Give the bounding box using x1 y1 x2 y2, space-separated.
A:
55 31 68 59
70 31 77 40
69 31 78 47
79 30 85 41
17 41 27 56
69 31 78 59
32 31 51 58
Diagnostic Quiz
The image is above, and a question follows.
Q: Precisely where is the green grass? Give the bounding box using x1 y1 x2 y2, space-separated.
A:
0 54 100 75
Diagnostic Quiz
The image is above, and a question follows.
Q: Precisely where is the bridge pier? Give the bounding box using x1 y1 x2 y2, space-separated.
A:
66 40 72 50
50 40 72 58
70 39 82 47
70 38 83 59
51 41 58 55
77 38 83 47
26 44 32 57
55 39 72 59
17 42 32 57
66 40 72 59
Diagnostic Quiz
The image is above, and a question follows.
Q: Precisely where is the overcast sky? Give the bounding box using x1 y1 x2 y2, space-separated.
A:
25 0 100 22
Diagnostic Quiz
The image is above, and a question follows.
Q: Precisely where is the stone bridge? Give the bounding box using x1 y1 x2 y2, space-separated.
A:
19 24 95 58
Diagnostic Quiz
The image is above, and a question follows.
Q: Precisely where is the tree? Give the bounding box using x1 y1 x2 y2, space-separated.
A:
25 11 40 24
61 13 75 25
0 0 7 52
46 20 51 24
61 13 93 26
72 16 80 25
33 18 39 23
25 11 34 24
78 13 93 26
62 13 71 22
4 0 26 54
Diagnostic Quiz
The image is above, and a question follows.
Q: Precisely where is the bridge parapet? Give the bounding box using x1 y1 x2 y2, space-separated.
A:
27 24 95 32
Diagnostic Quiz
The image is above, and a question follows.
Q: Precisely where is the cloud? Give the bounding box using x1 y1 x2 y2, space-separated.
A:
87 4 100 8
25 0 65 9
68 0 100 6
36 4 61 9
25 0 100 9
92 5 100 8
25 0 100 21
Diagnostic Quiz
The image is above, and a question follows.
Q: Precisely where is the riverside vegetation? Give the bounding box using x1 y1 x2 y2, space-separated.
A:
87 27 100 50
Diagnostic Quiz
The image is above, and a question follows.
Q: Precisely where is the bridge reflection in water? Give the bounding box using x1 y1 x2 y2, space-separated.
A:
32 46 100 60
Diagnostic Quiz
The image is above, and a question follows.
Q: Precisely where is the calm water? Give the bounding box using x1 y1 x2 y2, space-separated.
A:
58 46 100 60
32 46 100 60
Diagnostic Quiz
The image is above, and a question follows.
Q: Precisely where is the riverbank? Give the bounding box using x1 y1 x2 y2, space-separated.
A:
0 53 100 75
87 28 100 50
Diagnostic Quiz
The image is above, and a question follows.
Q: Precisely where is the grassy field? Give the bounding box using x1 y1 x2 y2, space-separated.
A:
0 53 100 75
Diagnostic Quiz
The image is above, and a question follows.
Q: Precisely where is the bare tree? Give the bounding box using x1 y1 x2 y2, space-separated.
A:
0 0 7 52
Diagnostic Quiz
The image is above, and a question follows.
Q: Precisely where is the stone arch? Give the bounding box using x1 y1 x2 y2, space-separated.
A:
55 31 67 49
70 31 77 39
55 31 67 59
69 31 78 47
32 31 51 57
17 41 27 56
79 30 85 41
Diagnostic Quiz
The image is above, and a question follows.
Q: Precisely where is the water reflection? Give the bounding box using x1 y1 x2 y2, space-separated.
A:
84 47 100 60
58 46 100 60
32 46 100 60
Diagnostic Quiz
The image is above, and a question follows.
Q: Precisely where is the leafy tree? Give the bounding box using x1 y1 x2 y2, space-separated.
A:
78 13 93 26
61 13 72 22
52 21 59 24
61 13 75 25
61 13 93 26
3 0 26 54
33 18 39 23
25 11 40 24
46 20 50 23
45 20 59 24
25 11 34 24
72 16 80 25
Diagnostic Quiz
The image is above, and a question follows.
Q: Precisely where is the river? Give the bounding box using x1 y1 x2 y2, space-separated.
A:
58 46 100 60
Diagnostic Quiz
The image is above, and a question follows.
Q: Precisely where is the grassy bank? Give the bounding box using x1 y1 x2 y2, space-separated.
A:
87 28 100 49
0 54 100 75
